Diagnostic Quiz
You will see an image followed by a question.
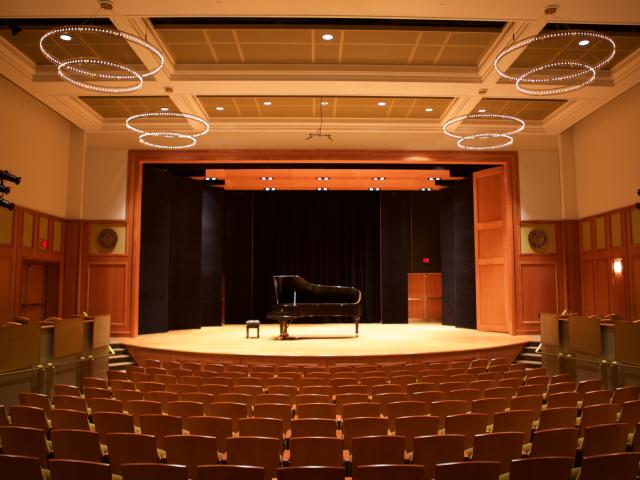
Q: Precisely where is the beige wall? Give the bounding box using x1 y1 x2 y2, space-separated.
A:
572 83 640 218
518 150 563 221
0 75 72 218
83 149 128 221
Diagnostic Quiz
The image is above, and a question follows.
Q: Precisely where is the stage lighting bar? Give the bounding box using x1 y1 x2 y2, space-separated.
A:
0 198 14 211
0 170 20 184
0 169 20 211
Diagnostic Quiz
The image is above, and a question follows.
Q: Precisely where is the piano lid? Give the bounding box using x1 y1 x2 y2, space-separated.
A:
272 275 361 305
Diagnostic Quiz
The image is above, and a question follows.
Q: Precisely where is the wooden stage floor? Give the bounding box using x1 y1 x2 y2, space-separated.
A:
119 323 532 366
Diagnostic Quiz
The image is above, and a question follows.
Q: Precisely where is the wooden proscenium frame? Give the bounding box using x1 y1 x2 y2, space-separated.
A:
126 149 522 337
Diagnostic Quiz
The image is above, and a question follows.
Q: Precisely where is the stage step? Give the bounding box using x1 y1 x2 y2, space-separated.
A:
515 341 542 368
109 343 136 370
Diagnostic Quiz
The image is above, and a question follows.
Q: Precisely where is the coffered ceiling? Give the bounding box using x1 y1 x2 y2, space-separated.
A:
0 1 638 151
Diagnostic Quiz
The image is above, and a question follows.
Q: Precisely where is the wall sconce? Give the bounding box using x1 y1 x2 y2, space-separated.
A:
612 258 623 275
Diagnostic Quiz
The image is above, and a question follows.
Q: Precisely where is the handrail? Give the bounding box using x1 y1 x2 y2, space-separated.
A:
538 349 640 370
0 352 111 378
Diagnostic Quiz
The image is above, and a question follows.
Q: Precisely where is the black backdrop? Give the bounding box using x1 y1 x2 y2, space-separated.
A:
139 168 477 332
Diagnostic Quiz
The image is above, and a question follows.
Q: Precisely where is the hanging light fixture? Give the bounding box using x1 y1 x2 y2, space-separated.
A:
39 25 164 93
126 111 210 149
494 6 615 96
306 97 333 141
442 113 525 150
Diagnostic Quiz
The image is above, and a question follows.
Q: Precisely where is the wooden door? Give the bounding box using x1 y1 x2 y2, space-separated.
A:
473 166 516 333
408 273 442 323
19 262 60 321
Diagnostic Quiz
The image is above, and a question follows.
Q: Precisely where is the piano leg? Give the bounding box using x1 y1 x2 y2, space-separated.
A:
355 315 360 336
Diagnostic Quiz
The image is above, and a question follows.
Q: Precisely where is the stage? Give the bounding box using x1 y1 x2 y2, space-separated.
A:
118 323 533 367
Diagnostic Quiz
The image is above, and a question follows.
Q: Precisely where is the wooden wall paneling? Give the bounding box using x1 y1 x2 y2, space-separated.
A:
0 208 17 322
582 261 595 315
86 261 129 335
407 273 426 322
425 272 442 322
473 166 516 333
62 221 81 317
625 208 639 320
560 221 582 313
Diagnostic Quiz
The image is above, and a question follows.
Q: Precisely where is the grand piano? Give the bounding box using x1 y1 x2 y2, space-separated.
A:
266 275 362 339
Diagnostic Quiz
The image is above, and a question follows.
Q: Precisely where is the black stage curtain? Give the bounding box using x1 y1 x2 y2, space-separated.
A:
224 191 380 324
439 178 477 329
139 168 208 333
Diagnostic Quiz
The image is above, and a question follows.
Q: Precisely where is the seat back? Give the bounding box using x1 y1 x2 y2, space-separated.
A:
0 426 49 467
509 456 573 480
537 407 577 431
288 436 343 467
18 393 52 413
472 432 523 474
105 432 159 475
8 405 48 432
444 413 489 449
238 417 284 448
53 395 87 412
546 391 582 409
395 415 439 453
0 453 46 480
582 423 629 457
290 418 337 438
226 436 281 480
579 452 640 480
351 435 405 473
342 417 388 451
355 464 424 480
51 428 102 462
120 462 189 480
164 434 218 480
49 459 112 480
49 409 90 431
435 460 500 480
276 466 344 480
430 400 470 429
492 409 534 443
341 402 381 421
471 398 509 425
387 401 426 431
92 412 135 444
87 397 123 414
412 434 465 480
579 403 619 436
204 402 248 432
139 414 183 450
296 403 336 420
529 427 579 458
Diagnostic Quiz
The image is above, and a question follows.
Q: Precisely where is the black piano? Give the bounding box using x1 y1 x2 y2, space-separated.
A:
266 275 362 339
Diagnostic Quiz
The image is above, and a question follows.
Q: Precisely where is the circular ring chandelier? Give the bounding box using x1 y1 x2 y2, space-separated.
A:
40 26 164 93
58 58 143 93
126 111 210 149
443 113 525 150
494 30 615 96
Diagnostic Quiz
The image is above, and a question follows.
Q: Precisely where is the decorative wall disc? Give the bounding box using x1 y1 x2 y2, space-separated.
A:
528 228 549 251
96 228 118 252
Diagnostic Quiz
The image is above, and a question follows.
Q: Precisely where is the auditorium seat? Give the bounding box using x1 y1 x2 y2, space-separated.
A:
471 397 510 425
164 434 218 479
253 403 292 435
430 400 470 430
411 390 446 409
508 456 573 480
83 377 109 389
186 416 232 459
19 393 53 413
127 400 163 426
485 387 516 399
290 418 338 438
412 435 465 480
120 462 188 480
296 402 336 420
612 386 640 404
528 427 579 458
582 389 613 408
387 401 426 431
449 388 483 402
370 384 403 396
287 436 343 467
137 382 166 394
355 464 424 480
350 435 405 478
238 417 283 451
546 391 583 409
226 436 281 480
341 417 388 453
84 387 112 400
179 392 215 404
53 395 87 412
106 433 160 475
277 466 344 480
204 402 248 432
537 407 578 431
87 397 124 414
111 380 137 391
509 395 543 420
144 391 178 412
445 413 489 449
49 409 91 431
546 381 576 395
49 458 113 480
53 384 82 397
216 393 252 412
335 384 368 395
579 403 619 436
577 379 603 395
373 393 410 416
471 432 523 473
394 415 439 456
492 409 535 443
581 423 629 457
0 453 47 480
113 389 145 404
8 405 49 432
166 401 205 425
166 384 198 395
0 425 50 467
139 414 183 450
341 402 382 421
107 371 129 382
406 382 437 394
92 412 136 444
578 452 640 480
153 374 178 385
51 428 104 462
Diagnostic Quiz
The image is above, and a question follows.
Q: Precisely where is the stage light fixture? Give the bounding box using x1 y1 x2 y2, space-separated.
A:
0 198 14 211
0 184 9 194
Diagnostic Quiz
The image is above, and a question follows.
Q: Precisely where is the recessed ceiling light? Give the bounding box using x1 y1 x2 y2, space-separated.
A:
260 176 273 181
316 187 328 191
160 107 169 112
263 101 272 106
264 187 276 191
59 33 72 41
372 177 385 181
425 108 433 112
322 33 334 41
578 39 590 47
316 177 329 181
435 177 441 181
377 101 387 107
320 101 329 106
205 177 217 181
478 108 486 113
215 106 225 111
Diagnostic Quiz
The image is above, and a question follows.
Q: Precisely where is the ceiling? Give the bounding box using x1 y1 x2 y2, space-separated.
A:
0 1 639 153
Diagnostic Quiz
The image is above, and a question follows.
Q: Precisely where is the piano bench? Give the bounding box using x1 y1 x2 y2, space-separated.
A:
246 319 260 338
